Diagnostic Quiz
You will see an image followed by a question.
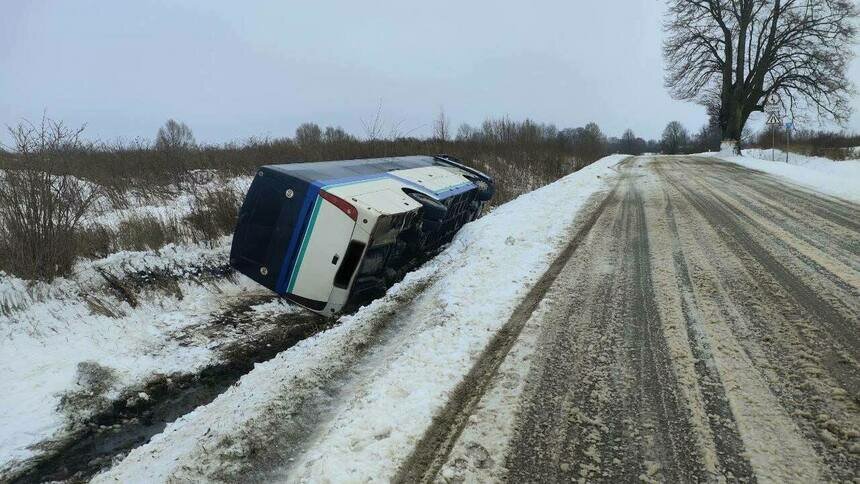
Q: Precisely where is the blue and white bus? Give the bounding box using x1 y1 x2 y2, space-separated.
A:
230 155 493 315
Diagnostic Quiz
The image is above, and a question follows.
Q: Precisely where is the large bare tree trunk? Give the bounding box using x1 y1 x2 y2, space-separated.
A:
724 99 749 153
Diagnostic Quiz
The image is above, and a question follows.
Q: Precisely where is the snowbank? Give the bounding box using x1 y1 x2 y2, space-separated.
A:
701 149 860 203
94 155 627 483
0 239 263 471
742 148 860 175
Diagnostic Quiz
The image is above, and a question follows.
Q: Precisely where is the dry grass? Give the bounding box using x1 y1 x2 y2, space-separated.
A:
185 187 242 244
116 214 184 251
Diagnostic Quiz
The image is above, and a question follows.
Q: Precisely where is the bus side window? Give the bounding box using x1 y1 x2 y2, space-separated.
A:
241 179 284 263
334 241 366 288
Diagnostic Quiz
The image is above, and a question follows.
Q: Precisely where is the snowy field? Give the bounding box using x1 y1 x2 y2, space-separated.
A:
88 174 252 228
697 148 860 203
92 155 627 482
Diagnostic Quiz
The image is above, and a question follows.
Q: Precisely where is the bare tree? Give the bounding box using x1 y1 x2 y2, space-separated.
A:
456 123 476 141
620 129 640 155
578 122 608 166
0 117 102 279
361 99 387 143
433 106 450 143
295 122 322 147
690 122 722 152
323 126 354 144
662 121 690 154
664 0 857 152
155 119 196 151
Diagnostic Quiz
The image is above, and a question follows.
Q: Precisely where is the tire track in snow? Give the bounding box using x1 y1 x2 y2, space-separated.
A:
505 163 719 482
393 184 620 483
420 156 856 482
615 171 707 482
696 159 860 231
657 157 857 481
659 160 860 393
655 191 755 481
689 162 859 263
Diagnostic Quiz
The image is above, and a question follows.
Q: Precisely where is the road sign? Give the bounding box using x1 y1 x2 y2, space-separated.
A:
785 121 794 131
765 94 781 114
765 113 781 126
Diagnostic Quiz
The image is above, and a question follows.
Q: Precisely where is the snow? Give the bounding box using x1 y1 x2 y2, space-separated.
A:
741 148 860 176
0 171 263 475
437 292 553 482
87 175 252 228
700 149 860 203
93 155 628 483
0 238 264 473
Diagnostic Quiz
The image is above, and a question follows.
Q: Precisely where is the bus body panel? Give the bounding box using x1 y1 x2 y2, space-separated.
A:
287 196 357 303
388 166 475 196
230 155 493 315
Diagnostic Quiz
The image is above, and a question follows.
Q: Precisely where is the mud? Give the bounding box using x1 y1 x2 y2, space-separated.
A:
6 296 331 484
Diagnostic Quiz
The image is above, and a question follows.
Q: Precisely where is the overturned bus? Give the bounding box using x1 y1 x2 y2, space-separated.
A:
229 155 494 315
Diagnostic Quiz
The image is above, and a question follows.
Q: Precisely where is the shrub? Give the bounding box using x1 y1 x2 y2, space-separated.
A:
75 225 115 260
185 186 242 243
0 118 102 280
116 214 184 251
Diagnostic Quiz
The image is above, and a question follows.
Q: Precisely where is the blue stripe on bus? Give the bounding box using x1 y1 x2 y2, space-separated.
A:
275 184 320 293
286 195 323 292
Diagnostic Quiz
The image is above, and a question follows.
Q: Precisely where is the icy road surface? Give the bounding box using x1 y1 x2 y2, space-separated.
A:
95 155 858 483
420 156 860 483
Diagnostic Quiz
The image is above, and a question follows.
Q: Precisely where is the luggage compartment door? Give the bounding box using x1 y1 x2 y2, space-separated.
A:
287 195 357 303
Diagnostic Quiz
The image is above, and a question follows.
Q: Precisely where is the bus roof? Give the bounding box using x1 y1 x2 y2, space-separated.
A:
263 155 439 184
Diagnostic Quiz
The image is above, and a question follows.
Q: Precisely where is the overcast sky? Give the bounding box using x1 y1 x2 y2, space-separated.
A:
2 0 858 146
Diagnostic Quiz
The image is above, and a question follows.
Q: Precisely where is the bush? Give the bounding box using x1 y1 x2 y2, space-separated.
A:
185 186 242 243
751 129 860 160
116 214 184 251
75 225 115 260
0 118 102 280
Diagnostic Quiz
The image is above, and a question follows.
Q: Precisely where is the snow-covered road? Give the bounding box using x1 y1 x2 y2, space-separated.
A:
427 156 859 482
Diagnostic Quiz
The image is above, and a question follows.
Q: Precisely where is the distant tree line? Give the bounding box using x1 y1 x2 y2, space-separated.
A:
2 113 857 281
3 115 855 196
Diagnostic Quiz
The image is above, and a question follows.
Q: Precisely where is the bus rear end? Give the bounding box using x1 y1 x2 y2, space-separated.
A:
230 167 361 312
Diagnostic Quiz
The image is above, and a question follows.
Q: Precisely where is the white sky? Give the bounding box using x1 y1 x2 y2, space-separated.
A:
1 0 858 145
